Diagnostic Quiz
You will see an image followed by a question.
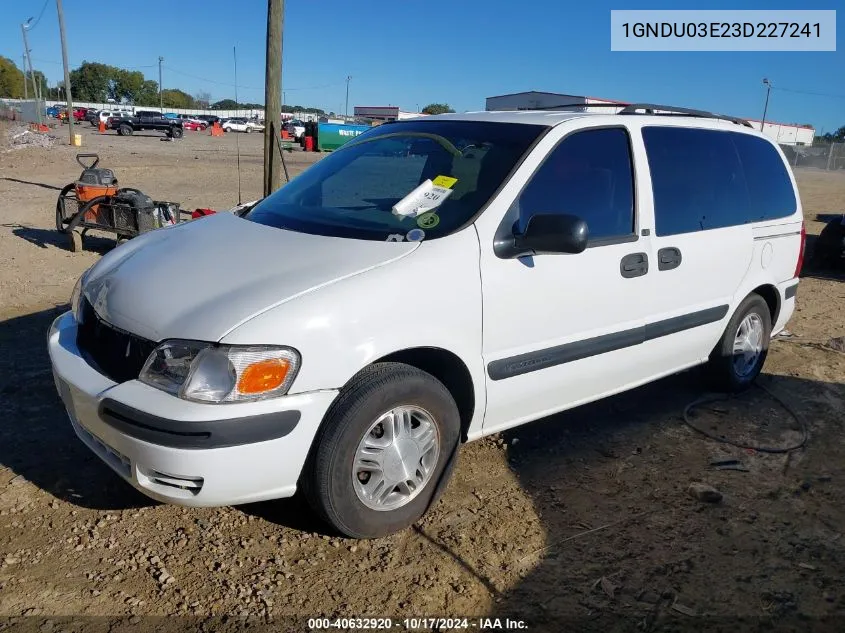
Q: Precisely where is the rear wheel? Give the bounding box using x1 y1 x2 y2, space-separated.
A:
171 126 184 139
706 294 771 392
302 363 460 539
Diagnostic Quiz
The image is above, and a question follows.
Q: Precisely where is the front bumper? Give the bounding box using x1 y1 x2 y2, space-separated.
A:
48 311 338 507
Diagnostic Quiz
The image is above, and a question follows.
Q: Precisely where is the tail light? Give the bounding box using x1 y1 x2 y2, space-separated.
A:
794 221 806 278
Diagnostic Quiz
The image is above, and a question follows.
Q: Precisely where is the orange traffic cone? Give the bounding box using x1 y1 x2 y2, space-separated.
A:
98 121 106 134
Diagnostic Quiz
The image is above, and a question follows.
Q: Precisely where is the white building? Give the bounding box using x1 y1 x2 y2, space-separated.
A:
485 91 815 145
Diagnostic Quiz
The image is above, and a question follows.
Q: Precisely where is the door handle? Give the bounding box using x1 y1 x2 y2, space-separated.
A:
620 252 649 278
657 247 682 271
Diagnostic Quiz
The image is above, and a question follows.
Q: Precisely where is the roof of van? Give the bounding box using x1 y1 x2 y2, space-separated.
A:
406 109 759 133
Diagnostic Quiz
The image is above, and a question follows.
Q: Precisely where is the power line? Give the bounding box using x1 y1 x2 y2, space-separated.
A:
771 86 845 100
163 65 342 92
27 0 51 30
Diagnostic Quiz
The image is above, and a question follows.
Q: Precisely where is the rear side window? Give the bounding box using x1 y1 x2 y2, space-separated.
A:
731 133 797 222
643 127 796 237
515 127 635 241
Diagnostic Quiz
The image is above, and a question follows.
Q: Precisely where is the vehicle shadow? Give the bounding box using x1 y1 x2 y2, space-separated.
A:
6 225 115 254
489 369 845 630
1 177 64 191
0 306 153 510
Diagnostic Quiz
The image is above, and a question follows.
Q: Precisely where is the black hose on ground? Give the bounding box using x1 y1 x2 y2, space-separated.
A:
682 382 808 454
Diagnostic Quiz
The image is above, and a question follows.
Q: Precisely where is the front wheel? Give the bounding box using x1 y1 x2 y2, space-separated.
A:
171 127 184 139
706 293 771 392
302 363 460 539
118 124 132 136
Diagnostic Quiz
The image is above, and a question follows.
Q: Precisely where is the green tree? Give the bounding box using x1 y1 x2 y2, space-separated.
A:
421 103 454 115
211 98 239 110
160 89 195 108
834 126 845 141
69 61 114 101
0 56 25 98
24 70 49 98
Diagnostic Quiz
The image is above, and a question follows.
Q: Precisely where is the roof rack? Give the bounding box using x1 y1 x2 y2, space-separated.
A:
514 102 753 128
618 103 753 128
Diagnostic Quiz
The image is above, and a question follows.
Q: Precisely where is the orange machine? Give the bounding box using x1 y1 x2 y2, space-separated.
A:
56 154 118 230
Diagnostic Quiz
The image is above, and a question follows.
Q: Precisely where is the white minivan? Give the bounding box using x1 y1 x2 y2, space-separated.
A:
49 105 804 538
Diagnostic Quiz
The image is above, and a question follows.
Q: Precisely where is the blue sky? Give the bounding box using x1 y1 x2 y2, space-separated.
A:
3 0 842 132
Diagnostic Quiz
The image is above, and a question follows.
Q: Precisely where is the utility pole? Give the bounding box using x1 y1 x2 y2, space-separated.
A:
158 57 164 110
56 0 74 144
345 75 351 120
22 54 28 100
20 20 42 126
263 0 284 196
761 78 772 133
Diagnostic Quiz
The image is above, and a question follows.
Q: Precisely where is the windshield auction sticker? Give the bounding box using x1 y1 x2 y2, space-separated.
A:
610 10 835 51
392 179 453 218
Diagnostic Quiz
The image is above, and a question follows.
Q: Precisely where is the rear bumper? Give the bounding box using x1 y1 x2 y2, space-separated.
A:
48 311 338 507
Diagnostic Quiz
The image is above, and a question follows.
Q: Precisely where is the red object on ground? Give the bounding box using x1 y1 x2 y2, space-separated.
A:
304 135 314 152
191 208 217 219
183 121 207 131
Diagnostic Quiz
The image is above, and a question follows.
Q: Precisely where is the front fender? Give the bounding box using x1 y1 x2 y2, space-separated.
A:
220 228 485 430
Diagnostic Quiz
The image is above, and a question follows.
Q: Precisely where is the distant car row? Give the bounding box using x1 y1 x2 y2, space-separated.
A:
44 105 275 136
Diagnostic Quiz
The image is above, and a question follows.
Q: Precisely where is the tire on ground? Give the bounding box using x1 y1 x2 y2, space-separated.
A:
171 126 184 139
55 183 75 233
301 362 461 539
706 293 772 392
118 123 132 136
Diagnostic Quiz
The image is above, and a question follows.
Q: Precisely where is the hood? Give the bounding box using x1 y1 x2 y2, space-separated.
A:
82 213 417 342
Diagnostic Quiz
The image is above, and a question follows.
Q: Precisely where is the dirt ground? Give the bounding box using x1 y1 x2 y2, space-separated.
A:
1 122 845 632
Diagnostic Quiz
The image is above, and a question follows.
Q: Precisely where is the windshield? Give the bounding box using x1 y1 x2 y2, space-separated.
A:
245 120 546 241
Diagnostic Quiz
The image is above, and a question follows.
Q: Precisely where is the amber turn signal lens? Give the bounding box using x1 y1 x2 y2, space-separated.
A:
237 358 290 394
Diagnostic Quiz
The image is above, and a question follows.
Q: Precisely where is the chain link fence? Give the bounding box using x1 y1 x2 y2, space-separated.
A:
780 141 845 171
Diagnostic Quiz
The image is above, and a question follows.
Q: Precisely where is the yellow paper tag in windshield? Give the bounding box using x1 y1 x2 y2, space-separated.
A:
432 175 458 189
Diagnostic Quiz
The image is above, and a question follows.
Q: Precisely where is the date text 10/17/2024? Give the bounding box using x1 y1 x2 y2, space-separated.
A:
308 617 529 630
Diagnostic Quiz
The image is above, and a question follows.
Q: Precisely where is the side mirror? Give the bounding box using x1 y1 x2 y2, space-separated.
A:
497 213 589 258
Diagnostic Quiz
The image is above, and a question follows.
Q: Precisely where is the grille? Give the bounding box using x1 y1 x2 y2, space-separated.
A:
77 298 157 383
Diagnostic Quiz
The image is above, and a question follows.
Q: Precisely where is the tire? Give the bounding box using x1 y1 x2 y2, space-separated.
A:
706 293 771 392
118 124 132 136
171 126 184 139
56 183 76 233
302 362 461 539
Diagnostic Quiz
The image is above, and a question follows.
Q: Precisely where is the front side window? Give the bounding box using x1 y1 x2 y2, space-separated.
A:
246 120 546 241
514 127 635 241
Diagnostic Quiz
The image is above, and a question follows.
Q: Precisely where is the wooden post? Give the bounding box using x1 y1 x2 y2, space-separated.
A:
263 0 284 197
56 0 75 145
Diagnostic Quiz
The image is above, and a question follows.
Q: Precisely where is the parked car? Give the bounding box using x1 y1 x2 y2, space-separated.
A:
49 106 805 539
109 110 184 138
163 113 180 120
98 109 133 125
46 105 62 118
286 119 306 139
85 109 101 125
196 114 221 127
183 120 207 131
223 118 263 133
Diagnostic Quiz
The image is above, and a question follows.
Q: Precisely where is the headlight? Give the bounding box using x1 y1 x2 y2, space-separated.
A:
139 341 300 403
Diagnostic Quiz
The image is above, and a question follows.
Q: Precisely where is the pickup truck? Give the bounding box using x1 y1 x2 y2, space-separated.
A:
110 111 184 138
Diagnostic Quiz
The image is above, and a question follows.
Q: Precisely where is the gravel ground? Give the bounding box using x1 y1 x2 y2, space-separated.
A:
1 121 845 631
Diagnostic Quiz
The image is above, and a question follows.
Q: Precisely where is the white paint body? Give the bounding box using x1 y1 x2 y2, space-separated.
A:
222 119 263 133
48 111 803 507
